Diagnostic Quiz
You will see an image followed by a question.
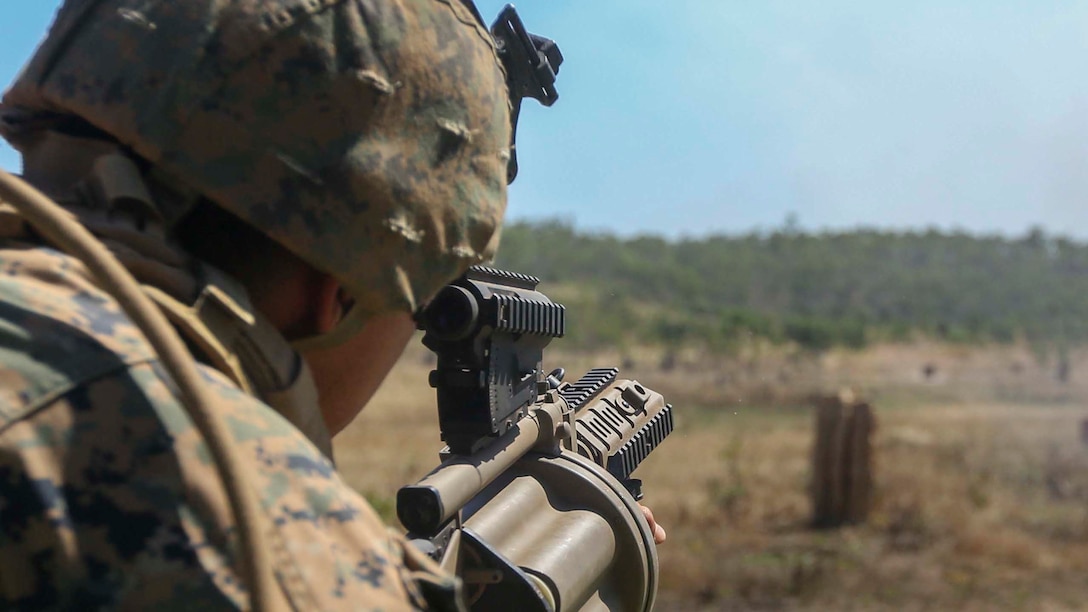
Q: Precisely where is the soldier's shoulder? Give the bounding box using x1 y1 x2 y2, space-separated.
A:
0 244 158 428
154 362 431 609
0 246 428 609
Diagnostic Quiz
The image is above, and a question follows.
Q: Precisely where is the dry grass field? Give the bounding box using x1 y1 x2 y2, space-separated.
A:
335 338 1088 611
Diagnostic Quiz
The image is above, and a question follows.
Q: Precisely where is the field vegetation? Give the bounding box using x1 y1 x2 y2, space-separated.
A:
495 221 1088 356
337 340 1088 611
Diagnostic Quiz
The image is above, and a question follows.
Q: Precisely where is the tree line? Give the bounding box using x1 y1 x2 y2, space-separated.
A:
493 221 1088 353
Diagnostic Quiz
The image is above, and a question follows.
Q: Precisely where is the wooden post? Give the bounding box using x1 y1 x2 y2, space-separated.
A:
843 401 874 524
811 391 875 528
811 396 843 528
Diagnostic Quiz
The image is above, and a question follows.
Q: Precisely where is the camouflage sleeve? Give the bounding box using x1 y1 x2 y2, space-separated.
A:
0 358 431 611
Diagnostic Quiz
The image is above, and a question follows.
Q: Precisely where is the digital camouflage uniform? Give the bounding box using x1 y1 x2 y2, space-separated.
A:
0 0 510 609
0 239 433 610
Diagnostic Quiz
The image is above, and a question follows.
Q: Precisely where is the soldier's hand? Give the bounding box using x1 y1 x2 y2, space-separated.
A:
639 503 667 544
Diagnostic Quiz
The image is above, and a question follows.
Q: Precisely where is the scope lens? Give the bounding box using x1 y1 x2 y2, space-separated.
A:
423 285 479 340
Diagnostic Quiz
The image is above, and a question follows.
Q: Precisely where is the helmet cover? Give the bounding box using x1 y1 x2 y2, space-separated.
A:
4 0 512 344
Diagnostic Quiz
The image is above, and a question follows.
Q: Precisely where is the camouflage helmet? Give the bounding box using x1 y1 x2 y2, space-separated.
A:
3 0 511 344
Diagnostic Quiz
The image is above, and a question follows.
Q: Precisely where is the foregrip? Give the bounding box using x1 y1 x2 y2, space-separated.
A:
564 369 675 484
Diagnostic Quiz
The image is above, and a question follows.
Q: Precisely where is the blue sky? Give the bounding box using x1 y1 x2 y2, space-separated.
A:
3 2 1086 239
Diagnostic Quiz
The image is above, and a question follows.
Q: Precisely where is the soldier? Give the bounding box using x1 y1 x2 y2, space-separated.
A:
0 0 511 608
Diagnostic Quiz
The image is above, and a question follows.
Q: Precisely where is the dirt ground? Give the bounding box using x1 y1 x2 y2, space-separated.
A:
335 339 1088 611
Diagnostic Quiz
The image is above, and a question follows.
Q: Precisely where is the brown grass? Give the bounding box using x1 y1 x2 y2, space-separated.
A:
335 338 1088 611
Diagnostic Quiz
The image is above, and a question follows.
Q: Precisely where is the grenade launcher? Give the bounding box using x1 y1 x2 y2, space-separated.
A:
398 266 675 611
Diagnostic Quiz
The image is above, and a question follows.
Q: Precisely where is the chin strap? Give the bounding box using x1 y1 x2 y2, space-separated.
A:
146 276 333 459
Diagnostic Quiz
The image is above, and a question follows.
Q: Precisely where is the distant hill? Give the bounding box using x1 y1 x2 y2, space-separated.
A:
493 221 1088 353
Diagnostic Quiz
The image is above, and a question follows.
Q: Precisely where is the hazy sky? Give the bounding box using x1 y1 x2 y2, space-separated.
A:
2 2 1086 239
